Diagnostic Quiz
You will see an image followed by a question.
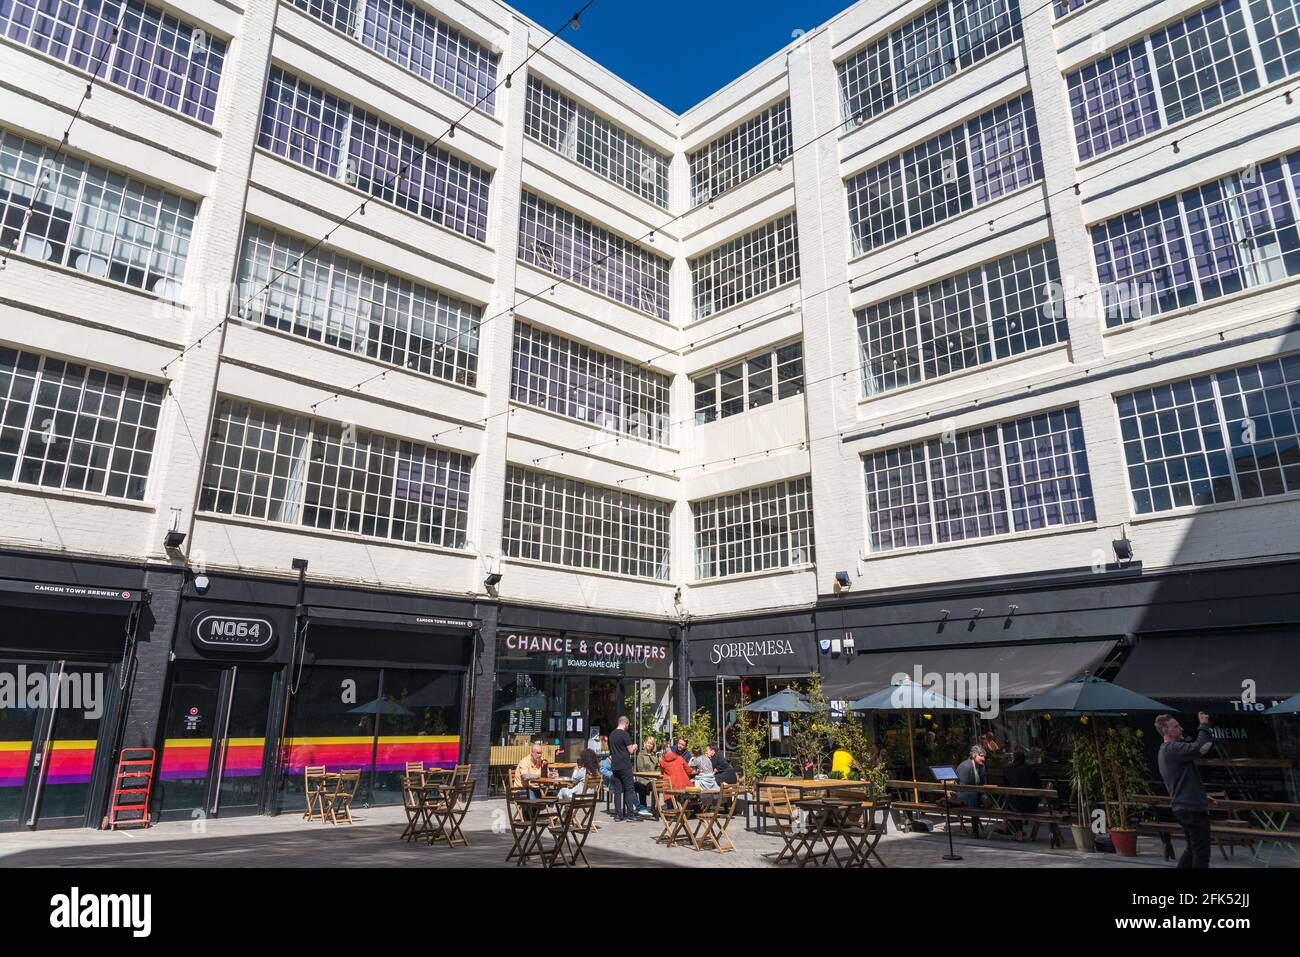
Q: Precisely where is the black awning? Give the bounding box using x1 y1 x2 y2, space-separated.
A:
1115 631 1300 700
306 606 477 634
820 639 1118 701
0 576 145 615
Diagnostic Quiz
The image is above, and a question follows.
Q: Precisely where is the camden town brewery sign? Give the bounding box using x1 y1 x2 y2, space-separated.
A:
498 631 671 677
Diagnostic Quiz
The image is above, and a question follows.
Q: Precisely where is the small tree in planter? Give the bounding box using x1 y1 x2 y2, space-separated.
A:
832 713 889 798
1101 725 1151 856
732 696 769 788
671 707 714 755
1067 726 1100 850
788 675 833 778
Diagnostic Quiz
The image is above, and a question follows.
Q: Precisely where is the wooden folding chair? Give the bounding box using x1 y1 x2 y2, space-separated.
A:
324 770 361 825
547 792 599 868
651 778 677 845
767 787 812 865
401 773 427 841
695 785 739 853
844 799 890 868
452 763 472 784
303 765 327 822
429 780 474 847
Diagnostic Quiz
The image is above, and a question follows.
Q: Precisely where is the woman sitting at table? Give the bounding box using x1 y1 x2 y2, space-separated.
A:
558 749 602 802
659 744 692 791
689 748 720 806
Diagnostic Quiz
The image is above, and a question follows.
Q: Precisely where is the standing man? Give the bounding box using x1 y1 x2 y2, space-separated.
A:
1156 712 1215 868
607 716 650 821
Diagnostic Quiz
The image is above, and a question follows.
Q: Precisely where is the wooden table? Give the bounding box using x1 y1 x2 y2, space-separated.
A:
513 797 560 867
887 779 1066 845
402 779 453 843
753 778 873 834
790 798 885 868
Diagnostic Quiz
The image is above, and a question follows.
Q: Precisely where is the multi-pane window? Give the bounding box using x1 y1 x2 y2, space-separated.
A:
285 0 499 113
510 321 671 442
846 93 1041 255
0 346 164 500
693 341 804 424
236 222 481 387
502 465 671 580
524 76 670 208
1067 43 1162 162
1116 354 1300 513
0 0 226 123
1092 152 1300 326
693 478 815 579
858 242 1066 397
517 191 670 320
1065 0 1293 162
258 68 491 242
688 100 793 207
837 0 1021 125
1054 0 1093 15
690 213 800 319
1250 0 1300 81
200 398 471 548
0 128 194 295
863 407 1095 552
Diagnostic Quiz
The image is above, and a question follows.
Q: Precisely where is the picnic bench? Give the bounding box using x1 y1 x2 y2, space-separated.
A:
1130 793 1300 864
886 779 1069 847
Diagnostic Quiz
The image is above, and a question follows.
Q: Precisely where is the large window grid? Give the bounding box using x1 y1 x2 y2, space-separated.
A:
1092 152 1300 326
1065 0 1295 162
258 68 491 242
693 478 815 579
0 128 194 295
510 321 671 443
517 191 670 320
690 213 800 320
502 465 671 580
858 242 1066 397
0 0 226 123
863 407 1095 552
285 0 499 113
837 0 1022 126
200 398 471 548
846 93 1042 255
0 345 164 500
236 222 480 387
688 99 793 207
524 76 669 208
1117 354 1300 513
693 341 804 424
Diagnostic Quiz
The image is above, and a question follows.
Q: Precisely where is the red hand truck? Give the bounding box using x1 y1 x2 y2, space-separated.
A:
104 748 155 830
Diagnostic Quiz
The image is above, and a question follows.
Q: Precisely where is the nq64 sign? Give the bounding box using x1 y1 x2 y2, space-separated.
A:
193 614 277 652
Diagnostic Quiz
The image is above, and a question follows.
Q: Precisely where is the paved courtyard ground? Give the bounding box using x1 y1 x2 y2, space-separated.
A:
1 801 1293 868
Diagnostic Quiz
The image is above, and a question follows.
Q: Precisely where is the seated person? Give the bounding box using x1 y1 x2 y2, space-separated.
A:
634 736 661 806
706 744 737 786
689 749 719 808
558 748 602 802
515 742 548 800
659 744 692 796
672 737 692 764
999 750 1042 840
955 744 988 837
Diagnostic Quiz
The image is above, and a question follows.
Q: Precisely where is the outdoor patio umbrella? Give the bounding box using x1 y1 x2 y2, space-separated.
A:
848 678 978 798
1006 675 1172 832
740 687 816 713
1265 692 1300 714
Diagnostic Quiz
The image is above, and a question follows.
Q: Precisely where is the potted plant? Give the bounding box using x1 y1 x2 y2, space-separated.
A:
788 675 832 778
1101 725 1150 857
1067 736 1097 852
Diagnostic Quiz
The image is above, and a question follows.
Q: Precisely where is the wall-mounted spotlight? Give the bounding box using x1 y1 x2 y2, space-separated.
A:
484 572 503 589
291 558 310 572
163 529 186 550
939 609 951 621
1112 529 1133 565
971 607 985 620
833 570 851 594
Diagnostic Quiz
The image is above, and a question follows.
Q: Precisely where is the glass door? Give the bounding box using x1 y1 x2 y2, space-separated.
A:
157 664 276 819
5 661 115 829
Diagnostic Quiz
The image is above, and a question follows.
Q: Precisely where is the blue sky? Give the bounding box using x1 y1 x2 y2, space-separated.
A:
510 0 853 112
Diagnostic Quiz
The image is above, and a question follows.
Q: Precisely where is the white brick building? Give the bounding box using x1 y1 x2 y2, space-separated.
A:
0 0 1296 827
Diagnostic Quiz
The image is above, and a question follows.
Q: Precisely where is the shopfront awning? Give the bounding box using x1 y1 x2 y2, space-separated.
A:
1114 631 1300 701
820 639 1118 701
306 606 477 634
0 575 145 614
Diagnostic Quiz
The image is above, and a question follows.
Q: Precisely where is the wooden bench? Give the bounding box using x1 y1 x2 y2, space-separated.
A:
1130 794 1300 863
887 780 1069 848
